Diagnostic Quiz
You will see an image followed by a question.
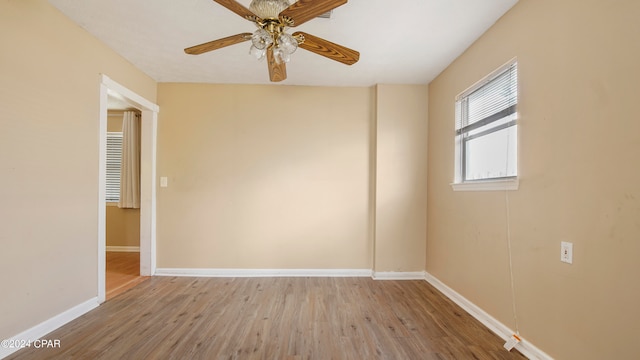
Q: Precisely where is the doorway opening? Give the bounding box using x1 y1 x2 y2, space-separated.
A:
98 75 159 303
105 108 143 299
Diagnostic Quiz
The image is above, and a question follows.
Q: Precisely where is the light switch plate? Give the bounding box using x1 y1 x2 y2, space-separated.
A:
560 241 573 264
160 177 168 188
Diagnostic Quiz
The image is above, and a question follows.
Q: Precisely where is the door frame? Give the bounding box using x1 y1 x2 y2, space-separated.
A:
98 74 159 303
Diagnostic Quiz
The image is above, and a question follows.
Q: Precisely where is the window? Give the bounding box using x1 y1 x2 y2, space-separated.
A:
106 132 123 202
454 60 518 189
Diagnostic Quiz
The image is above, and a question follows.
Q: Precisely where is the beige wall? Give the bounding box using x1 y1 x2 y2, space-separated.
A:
427 0 640 358
156 84 375 269
156 84 428 271
107 112 123 132
106 206 140 248
0 0 156 340
374 85 428 272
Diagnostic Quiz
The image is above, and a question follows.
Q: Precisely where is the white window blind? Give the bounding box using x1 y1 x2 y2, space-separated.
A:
106 132 123 202
455 61 518 182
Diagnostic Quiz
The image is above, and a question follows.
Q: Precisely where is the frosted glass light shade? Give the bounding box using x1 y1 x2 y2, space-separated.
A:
249 0 290 19
252 28 273 50
273 46 290 64
249 45 266 60
277 33 298 54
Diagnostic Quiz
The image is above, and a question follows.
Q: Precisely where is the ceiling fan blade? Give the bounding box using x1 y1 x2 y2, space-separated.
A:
184 33 252 55
280 0 347 27
266 46 287 82
212 0 257 20
293 32 359 65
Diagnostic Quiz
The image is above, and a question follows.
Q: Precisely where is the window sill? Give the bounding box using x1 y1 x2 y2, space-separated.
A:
451 178 519 192
106 201 119 207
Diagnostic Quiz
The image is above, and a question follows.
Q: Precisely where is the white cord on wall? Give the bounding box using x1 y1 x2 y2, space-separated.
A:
503 106 520 337
505 190 520 335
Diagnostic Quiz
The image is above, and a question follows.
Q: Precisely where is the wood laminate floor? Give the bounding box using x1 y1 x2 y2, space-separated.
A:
7 277 527 360
105 251 149 300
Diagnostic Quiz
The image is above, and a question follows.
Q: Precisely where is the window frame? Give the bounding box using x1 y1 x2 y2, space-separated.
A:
452 58 519 192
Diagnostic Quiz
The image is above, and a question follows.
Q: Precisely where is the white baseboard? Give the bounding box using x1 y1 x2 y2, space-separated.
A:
424 272 553 360
155 269 430 281
106 246 140 252
372 271 426 280
0 297 99 359
155 268 373 278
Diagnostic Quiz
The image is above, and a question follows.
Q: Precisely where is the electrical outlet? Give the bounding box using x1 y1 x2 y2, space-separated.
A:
560 241 573 264
504 334 521 351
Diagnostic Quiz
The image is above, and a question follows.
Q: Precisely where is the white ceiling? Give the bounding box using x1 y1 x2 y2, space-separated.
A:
49 0 518 87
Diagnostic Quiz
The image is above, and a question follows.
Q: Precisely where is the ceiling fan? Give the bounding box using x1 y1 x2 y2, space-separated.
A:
184 0 360 82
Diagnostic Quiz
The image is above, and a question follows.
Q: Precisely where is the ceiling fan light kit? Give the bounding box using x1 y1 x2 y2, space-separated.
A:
250 0 290 19
184 0 360 82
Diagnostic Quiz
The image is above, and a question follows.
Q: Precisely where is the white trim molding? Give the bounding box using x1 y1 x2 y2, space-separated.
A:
99 74 159 304
155 269 431 281
0 298 99 359
155 268 374 278
424 272 553 360
372 271 426 280
101 75 159 113
106 246 140 253
451 178 519 192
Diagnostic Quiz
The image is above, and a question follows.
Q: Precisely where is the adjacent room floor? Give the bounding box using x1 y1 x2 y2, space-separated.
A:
7 276 526 359
105 251 149 300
